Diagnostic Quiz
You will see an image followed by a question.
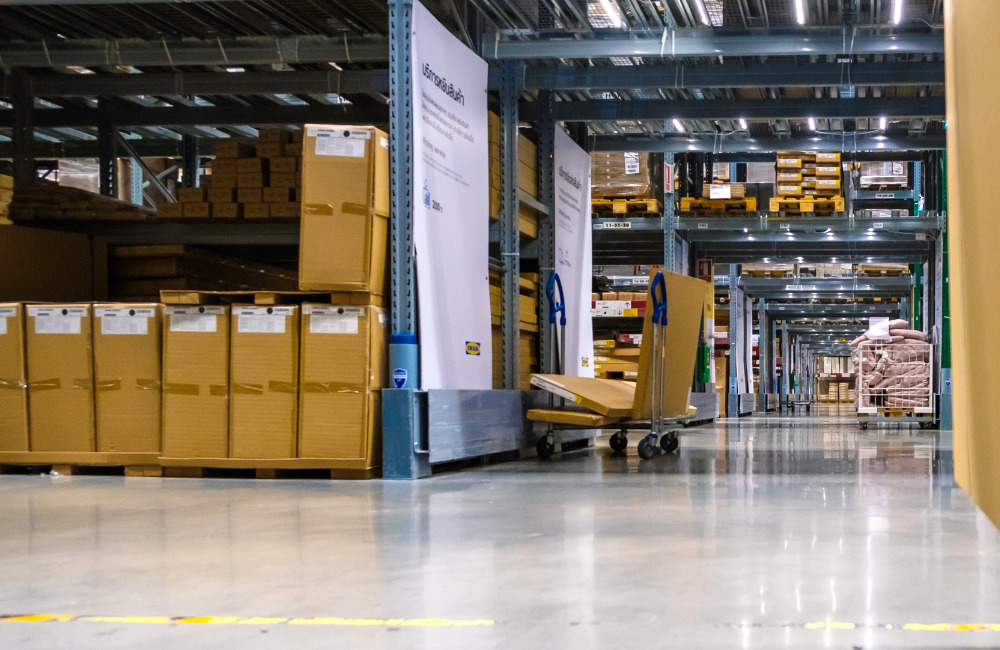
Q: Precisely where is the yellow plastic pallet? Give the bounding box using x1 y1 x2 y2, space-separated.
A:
592 197 662 214
679 197 757 213
768 196 845 213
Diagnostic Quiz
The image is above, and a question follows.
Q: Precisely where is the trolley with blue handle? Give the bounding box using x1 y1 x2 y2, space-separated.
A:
535 272 568 459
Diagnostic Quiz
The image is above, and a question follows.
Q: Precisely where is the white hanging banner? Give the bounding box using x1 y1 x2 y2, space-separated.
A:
411 1 492 389
553 128 594 377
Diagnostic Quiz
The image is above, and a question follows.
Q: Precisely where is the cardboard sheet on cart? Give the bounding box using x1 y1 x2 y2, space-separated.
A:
529 270 709 420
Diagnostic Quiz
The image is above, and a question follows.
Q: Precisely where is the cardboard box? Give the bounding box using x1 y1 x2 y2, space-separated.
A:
299 125 389 293
244 203 270 219
93 304 161 452
229 305 299 459
269 172 298 189
270 203 301 218
816 152 841 163
214 140 255 159
237 188 263 204
213 203 242 219
207 188 236 204
0 174 13 190
158 202 185 218
0 225 96 303
257 128 289 144
298 304 386 462
26 305 95 452
263 187 295 203
777 184 803 197
161 305 230 458
183 202 211 218
269 157 298 174
237 158 268 174
776 157 802 169
0 304 29 451
237 172 265 188
212 159 238 175
210 172 237 188
816 165 841 178
776 172 802 182
256 143 284 158
179 187 207 203
816 178 842 189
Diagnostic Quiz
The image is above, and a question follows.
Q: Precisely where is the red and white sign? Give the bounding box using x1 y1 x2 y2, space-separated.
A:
697 259 714 283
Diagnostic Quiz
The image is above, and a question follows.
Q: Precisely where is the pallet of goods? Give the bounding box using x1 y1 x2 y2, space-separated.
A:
0 173 12 224
489 269 540 390
770 151 844 216
679 196 757 215
487 112 539 239
850 320 933 421
592 197 662 214
8 182 157 221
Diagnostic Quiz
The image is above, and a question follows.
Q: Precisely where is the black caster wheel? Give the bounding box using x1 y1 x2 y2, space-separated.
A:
637 436 656 460
860 422 869 430
660 432 679 453
536 437 555 459
806 405 811 413
609 431 628 453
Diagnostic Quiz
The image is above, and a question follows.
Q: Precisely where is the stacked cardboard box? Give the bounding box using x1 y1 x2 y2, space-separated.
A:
0 303 163 454
487 112 539 237
163 129 303 219
109 245 297 301
10 183 157 221
839 382 850 403
775 151 843 199
489 269 540 390
592 340 640 380
0 174 12 224
591 151 656 199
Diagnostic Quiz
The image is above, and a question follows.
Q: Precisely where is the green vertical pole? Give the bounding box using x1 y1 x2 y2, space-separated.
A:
913 263 923 331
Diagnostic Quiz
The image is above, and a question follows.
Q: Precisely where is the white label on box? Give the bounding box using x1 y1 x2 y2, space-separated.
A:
315 137 366 158
97 308 155 335
709 184 731 199
778 158 799 165
309 306 363 334
380 137 389 149
29 307 85 335
307 127 372 139
778 185 799 193
236 306 293 334
818 166 839 173
170 314 217 332
0 317 5 336
624 152 640 175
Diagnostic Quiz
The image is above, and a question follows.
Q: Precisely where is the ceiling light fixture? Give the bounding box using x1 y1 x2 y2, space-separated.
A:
739 117 748 130
808 116 816 130
672 118 685 132
695 0 710 25
599 0 624 27
892 0 903 24
879 115 887 130
794 0 806 24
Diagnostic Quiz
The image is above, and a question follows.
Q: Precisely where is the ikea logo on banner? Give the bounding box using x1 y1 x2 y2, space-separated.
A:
465 341 481 356
582 357 589 367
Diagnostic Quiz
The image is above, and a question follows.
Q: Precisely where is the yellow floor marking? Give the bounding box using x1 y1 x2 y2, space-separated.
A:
1 614 494 628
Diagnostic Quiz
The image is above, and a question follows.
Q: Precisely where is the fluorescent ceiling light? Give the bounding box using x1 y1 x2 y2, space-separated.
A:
879 115 887 130
794 0 806 24
808 116 816 130
225 66 245 73
695 0 710 25
672 118 685 132
892 0 903 24
739 117 748 130
599 0 623 27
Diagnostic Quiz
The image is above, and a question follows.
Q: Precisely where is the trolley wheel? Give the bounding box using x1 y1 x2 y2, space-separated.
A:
806 404 811 413
860 422 869 430
637 436 657 460
788 404 794 412
660 432 680 453
609 431 628 453
536 437 555 459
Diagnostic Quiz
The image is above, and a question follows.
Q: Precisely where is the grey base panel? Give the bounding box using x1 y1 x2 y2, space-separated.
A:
689 391 718 421
738 393 756 415
427 389 592 465
767 394 779 411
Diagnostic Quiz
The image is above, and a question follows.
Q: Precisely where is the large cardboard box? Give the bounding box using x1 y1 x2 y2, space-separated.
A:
299 125 389 293
0 304 29 451
161 305 230 458
229 305 299 458
93 304 161 453
0 225 96 302
298 304 386 463
26 305 95 451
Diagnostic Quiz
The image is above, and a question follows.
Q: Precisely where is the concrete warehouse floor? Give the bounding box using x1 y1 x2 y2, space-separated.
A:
1 406 999 649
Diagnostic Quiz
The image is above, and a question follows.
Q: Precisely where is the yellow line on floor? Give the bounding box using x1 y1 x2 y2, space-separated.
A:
0 614 494 627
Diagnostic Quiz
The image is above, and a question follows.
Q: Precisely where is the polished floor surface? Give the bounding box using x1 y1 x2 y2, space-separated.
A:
2 405 999 648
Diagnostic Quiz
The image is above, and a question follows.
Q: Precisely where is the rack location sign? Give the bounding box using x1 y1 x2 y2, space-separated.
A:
697 259 714 283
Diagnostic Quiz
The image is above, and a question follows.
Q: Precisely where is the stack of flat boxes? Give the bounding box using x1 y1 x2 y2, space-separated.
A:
775 151 843 204
839 382 850 403
487 112 540 389
592 334 640 380
0 174 12 224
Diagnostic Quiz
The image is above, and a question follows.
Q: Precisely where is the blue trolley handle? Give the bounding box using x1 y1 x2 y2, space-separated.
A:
650 271 668 326
546 272 567 327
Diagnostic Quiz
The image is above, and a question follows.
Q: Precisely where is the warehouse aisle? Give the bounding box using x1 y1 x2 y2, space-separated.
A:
2 412 998 649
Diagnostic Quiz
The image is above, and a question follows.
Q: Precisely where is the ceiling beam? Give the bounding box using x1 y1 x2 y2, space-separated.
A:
487 29 944 60
529 96 945 122
0 35 389 69
0 103 388 128
499 61 944 91
0 70 389 99
594 132 945 152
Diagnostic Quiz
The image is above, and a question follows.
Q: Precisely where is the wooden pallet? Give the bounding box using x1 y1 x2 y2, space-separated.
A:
159 457 379 480
679 197 757 213
769 196 845 214
0 451 162 477
593 197 662 214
